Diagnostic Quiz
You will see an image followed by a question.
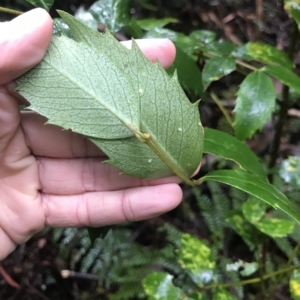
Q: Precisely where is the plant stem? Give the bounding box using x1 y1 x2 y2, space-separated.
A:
195 264 300 293
210 92 234 128
268 21 299 181
235 59 259 71
0 6 23 15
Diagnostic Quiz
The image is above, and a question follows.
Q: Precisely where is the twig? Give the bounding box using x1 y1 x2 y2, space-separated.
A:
210 92 234 128
0 263 20 289
61 270 98 281
0 6 23 15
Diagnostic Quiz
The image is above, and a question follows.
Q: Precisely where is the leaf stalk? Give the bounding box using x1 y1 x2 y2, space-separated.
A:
0 6 23 15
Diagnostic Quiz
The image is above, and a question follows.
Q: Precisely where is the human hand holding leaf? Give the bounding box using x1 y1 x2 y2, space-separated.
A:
15 12 204 185
0 8 183 260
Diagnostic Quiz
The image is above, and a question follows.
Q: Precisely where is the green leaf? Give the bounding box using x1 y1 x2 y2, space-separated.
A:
204 41 237 57
254 219 295 238
74 6 98 30
200 170 300 223
233 71 276 140
25 0 54 11
280 156 300 189
213 288 238 300
143 272 182 300
16 12 203 183
263 65 300 94
177 233 215 285
290 269 300 300
203 128 266 179
53 19 73 38
137 18 178 30
89 0 131 33
167 46 204 97
226 260 259 277
242 197 268 223
189 30 217 43
232 42 294 69
284 0 300 29
202 57 236 90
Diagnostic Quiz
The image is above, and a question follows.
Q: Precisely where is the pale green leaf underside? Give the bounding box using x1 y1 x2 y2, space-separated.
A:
16 12 203 181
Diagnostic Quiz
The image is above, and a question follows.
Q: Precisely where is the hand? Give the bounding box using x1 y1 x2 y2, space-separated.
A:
0 8 181 260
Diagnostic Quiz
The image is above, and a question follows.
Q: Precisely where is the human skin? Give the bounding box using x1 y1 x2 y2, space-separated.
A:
0 8 182 260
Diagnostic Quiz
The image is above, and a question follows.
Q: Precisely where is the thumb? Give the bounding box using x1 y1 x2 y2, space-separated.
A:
0 8 53 85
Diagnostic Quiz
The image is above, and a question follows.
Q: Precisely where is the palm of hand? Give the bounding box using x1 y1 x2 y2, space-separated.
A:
0 8 181 260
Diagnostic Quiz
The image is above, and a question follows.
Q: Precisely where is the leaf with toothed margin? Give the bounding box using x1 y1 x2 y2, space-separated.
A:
15 12 203 183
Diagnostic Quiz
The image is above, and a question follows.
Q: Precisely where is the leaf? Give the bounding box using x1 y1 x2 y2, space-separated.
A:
25 0 54 11
233 71 276 140
89 0 132 33
263 65 300 94
53 19 73 38
232 42 294 69
290 269 300 300
167 46 204 97
203 128 266 179
213 288 238 300
189 30 217 43
226 260 259 277
242 197 268 223
199 170 300 223
137 18 178 30
202 57 236 90
16 12 203 183
177 233 215 286
143 272 182 300
254 219 295 238
280 156 300 189
284 0 300 29
74 6 98 30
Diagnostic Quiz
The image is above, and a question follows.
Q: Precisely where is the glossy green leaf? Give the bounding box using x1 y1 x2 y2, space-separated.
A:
280 156 300 189
232 42 293 69
242 197 268 223
53 19 73 38
167 46 204 97
284 0 300 29
254 219 295 238
74 6 98 30
16 13 203 183
225 211 256 250
25 0 54 11
290 269 300 300
137 18 178 30
205 41 237 57
233 71 276 140
213 288 238 300
177 233 215 285
89 0 131 33
200 170 300 223
202 57 236 90
264 65 300 94
203 128 266 179
143 272 182 300
189 30 217 43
